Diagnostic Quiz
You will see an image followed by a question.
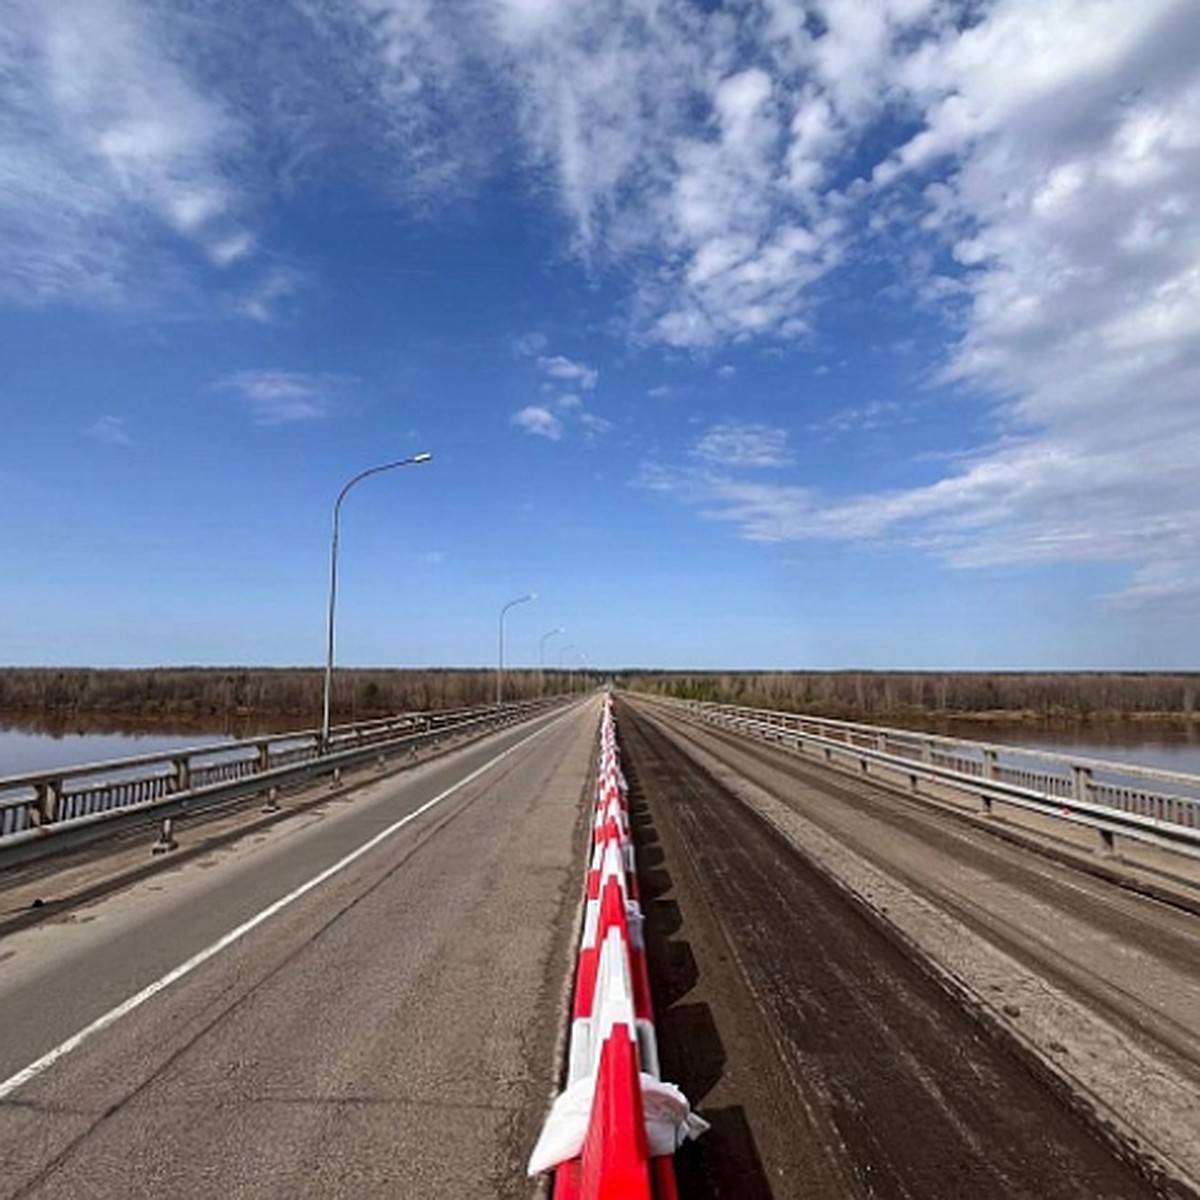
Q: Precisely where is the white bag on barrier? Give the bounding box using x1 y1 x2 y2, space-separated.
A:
528 1076 593 1175
527 1073 708 1176
642 1076 710 1155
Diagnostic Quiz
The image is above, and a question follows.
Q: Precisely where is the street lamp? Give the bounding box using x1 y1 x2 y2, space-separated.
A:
321 453 432 752
540 627 565 694
559 643 578 692
497 592 537 706
540 627 566 668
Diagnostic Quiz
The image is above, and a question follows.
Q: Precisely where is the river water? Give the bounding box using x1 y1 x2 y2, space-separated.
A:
0 727 237 778
3 715 1200 780
935 723 1200 778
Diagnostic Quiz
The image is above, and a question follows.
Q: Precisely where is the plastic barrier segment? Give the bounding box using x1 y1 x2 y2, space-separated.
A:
529 699 703 1195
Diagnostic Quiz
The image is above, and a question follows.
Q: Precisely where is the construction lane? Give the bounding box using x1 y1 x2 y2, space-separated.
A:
628 692 1200 1190
0 698 597 1199
616 700 1176 1200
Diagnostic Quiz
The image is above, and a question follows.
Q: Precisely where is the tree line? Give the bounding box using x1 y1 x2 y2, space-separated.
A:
618 670 1200 722
4 667 1198 730
0 667 592 730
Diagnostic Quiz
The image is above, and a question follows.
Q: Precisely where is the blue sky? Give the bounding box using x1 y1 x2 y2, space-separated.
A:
2 0 1198 671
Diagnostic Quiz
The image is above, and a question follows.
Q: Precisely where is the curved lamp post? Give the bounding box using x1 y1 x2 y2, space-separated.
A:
321 453 432 752
540 627 565 694
559 643 579 692
497 592 537 706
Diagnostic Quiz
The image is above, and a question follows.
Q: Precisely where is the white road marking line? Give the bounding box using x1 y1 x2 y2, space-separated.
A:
0 707 584 1101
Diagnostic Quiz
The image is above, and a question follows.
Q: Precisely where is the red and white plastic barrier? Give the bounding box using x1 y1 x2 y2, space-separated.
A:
529 695 707 1196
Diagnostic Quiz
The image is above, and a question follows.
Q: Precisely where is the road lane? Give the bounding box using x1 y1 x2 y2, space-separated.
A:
0 698 598 1198
633 697 1200 1093
617 700 1179 1198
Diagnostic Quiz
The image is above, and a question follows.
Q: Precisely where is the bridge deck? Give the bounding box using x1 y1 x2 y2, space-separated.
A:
1 695 1196 1197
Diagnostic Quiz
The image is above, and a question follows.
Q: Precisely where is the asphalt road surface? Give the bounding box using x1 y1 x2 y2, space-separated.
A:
4 690 1197 1199
0 699 598 1198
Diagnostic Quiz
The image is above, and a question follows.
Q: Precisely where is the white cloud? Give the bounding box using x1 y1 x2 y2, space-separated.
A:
3 0 1198 607
693 423 791 469
579 411 613 435
216 370 350 424
515 346 609 441
209 232 255 268
230 266 306 324
512 391 612 441
636 0 1200 607
84 415 132 445
807 400 905 439
0 0 256 309
512 405 564 440
514 330 549 356
536 354 598 390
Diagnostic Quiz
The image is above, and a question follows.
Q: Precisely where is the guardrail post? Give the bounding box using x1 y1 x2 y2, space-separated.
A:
172 756 191 793
330 766 342 790
978 753 997 814
257 741 271 774
35 780 61 826
262 785 281 814
1072 765 1094 804
152 817 178 854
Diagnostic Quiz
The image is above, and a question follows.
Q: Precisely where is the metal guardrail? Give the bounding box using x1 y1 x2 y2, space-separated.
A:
0 698 567 867
638 696 1200 861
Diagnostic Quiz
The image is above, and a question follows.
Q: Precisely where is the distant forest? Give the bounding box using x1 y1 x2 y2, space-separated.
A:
621 670 1200 724
0 667 586 732
2 667 1198 732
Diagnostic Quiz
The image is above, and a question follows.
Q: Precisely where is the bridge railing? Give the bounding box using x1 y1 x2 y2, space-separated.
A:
636 696 1200 861
0 699 565 865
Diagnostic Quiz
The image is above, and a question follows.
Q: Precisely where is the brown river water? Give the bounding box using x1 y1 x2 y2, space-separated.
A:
3 712 1200 780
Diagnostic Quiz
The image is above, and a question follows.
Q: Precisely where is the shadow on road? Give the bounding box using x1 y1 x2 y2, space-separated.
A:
625 758 775 1198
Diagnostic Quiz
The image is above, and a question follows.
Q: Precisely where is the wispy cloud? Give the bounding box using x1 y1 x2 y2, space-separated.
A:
536 354 598 390
512 404 564 440
216 369 352 424
0 0 257 310
84 415 132 445
620 0 1200 607
4 0 1199 607
807 400 906 440
693 423 791 469
514 344 609 442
